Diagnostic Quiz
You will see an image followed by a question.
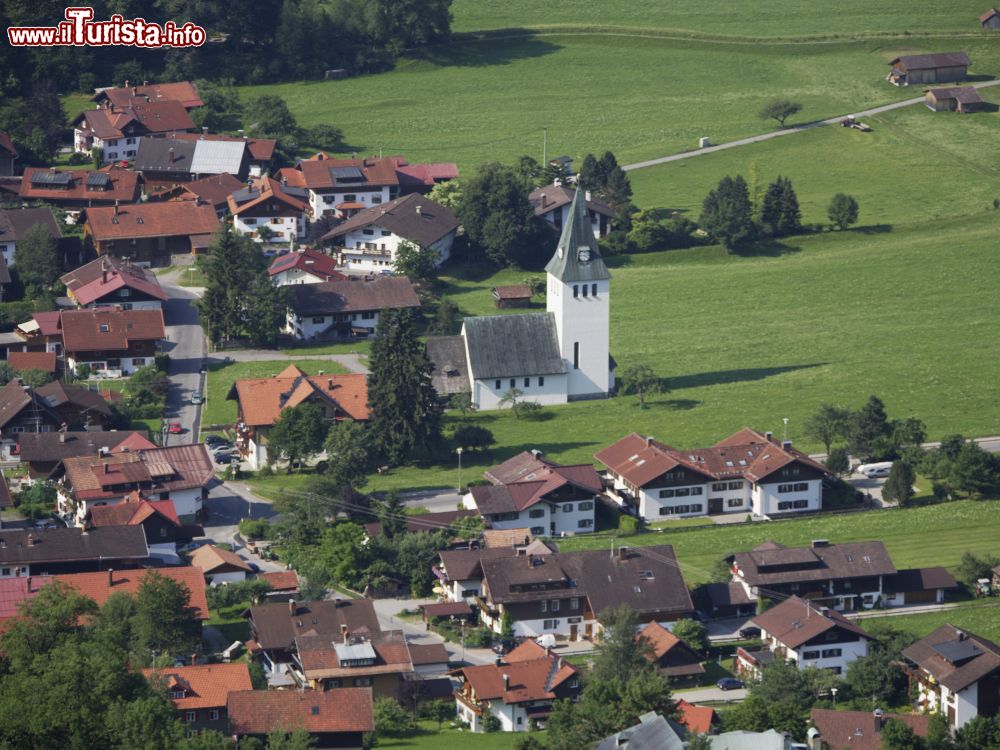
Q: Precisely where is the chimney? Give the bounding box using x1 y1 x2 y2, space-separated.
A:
764 431 773 441
288 598 296 616
585 190 592 202
114 200 119 218
416 205 422 216
531 449 542 459
124 79 130 89
618 545 630 561
645 436 654 447
59 432 66 444
873 708 884 731
819 606 829 617
238 129 245 138
202 126 208 136
26 534 35 547
782 440 792 450
341 624 348 643
811 539 829 548
494 655 502 666
103 463 110 475
540 193 546 208
143 80 148 86
26 576 31 592
168 147 174 164
502 674 510 691
553 178 562 188
108 568 114 587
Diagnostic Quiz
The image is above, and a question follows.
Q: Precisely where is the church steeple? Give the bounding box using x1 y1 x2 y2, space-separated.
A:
544 185 610 283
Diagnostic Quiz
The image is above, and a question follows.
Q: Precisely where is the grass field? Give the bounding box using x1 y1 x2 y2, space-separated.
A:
202 359 348 427
450 0 995 37
380 721 545 750
235 34 1000 173
557 499 1000 585
860 601 1000 643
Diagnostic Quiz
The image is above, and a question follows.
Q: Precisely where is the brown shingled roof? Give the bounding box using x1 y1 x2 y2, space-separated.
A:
56 566 209 620
456 651 578 704
73 100 195 140
190 544 253 575
902 624 1000 692
59 308 164 353
809 709 929 750
248 598 382 652
20 167 141 205
94 81 203 109
84 201 219 241
227 688 374 735
8 351 57 373
751 595 872 650
733 540 896 587
320 193 458 248
287 276 421 317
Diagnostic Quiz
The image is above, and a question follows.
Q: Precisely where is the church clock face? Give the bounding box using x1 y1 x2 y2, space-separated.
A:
578 247 590 263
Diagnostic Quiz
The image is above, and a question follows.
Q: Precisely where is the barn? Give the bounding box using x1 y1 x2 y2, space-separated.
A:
888 52 971 86
925 86 984 113
981 8 1000 29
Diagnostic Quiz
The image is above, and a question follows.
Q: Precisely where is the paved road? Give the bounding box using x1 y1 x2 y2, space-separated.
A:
215 348 369 374
402 488 465 512
623 79 1000 172
160 275 207 445
199 480 284 572
675 685 747 703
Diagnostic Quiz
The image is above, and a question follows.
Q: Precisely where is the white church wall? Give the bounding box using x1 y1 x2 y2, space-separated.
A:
472 374 569 410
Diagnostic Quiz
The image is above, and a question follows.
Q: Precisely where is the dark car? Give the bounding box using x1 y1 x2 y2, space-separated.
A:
214 453 236 465
204 435 228 446
717 677 745 691
247 562 261 573
739 626 762 640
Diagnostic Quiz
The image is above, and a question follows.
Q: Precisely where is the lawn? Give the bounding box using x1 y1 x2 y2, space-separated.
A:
450 0 993 37
206 601 251 644
281 340 373 357
231 34 1000 173
858 601 1000 643
557 499 1000 586
202 359 348 428
629 87 1000 228
380 721 545 750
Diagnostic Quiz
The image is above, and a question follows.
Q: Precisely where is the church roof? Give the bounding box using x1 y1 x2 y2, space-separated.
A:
544 185 611 283
463 313 566 380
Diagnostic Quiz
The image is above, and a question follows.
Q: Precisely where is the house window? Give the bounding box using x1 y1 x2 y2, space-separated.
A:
793 499 808 509
353 677 372 686
517 717 523 725
570 598 579 610
312 316 326 324
495 380 501 390
530 526 545 535
658 506 672 516
727 498 743 507
524 377 530 388
582 284 588 297
131 358 146 366
186 711 196 723
171 690 185 699
592 283 597 297
778 482 810 493
541 600 547 612
538 376 545 386
510 378 516 389
120 288 131 297
159 527 168 538
659 489 675 499
344 194 357 201
729 481 744 490
572 285 578 298
821 648 842 659
328 679 342 688
569 677 579 688
209 709 219 721
543 619 560 630
371 195 382 204
245 218 257 225
675 488 691 497
578 519 593 528
551 600 560 612
690 487 703 495
528 509 545 519
381 230 391 237
802 650 821 660
361 312 375 320
573 342 579 369
562 503 573 512
363 229 375 235
578 501 593 511
712 482 727 492
99 324 110 332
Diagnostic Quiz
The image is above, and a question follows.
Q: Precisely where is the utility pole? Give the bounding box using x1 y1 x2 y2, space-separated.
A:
542 128 548 165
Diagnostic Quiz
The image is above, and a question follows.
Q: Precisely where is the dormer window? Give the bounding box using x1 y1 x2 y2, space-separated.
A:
99 324 110 332
170 690 185 699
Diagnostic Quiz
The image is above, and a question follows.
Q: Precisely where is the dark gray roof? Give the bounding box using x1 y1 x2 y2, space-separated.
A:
544 185 610 283
425 335 471 396
0 207 62 242
0 526 149 565
733 540 896 587
19 430 146 465
86 172 110 188
134 137 195 173
321 194 459 249
463 313 565 380
287 276 421 317
595 712 686 750
892 52 971 70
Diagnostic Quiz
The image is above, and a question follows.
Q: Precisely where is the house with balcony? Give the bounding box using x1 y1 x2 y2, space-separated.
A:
59 307 164 377
72 100 195 163
736 596 873 679
268 247 348 287
92 80 203 110
293 629 416 696
227 364 369 469
469 544 694 641
0 380 67 439
19 431 152 479
161 131 275 177
144 663 252 736
284 276 421 340
597 428 834 521
320 193 458 274
434 541 553 604
150 173 244 218
227 688 374 748
277 153 457 221
61 256 167 311
229 175 310 245
453 640 581 732
529 183 614 239
462 450 601 537
83 201 220 264
731 539 957 613
902 625 1000 732
85 492 185 562
135 136 251 193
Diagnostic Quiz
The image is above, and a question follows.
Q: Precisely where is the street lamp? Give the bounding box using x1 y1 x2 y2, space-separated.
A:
456 447 464 494
831 687 838 708
783 417 789 442
161 422 169 447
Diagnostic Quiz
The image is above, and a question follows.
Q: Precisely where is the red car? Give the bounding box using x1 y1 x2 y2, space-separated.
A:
168 422 183 434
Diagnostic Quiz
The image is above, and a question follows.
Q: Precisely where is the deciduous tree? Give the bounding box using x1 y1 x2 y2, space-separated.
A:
882 461 916 506
394 241 439 280
618 363 663 408
804 404 854 454
828 193 860 230
15 224 60 297
699 175 755 250
759 99 802 128
457 162 539 267
267 403 328 473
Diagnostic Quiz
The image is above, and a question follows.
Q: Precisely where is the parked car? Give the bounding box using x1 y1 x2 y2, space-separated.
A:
204 435 227 446
857 461 893 478
247 562 261 573
717 677 745 691
214 453 236 466
190 391 204 405
168 422 183 434
210 441 234 452
739 626 761 640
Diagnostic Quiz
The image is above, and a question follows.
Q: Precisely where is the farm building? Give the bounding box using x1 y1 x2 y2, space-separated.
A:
888 53 971 86
492 284 533 308
982 8 1000 28
925 86 984 113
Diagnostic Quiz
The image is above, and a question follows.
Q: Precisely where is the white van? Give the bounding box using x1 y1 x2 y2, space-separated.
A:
857 461 893 478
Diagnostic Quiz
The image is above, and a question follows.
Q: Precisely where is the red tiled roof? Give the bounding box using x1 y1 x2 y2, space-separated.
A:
60 308 164 353
457 652 578 704
95 81 203 109
677 700 718 735
190 544 253 575
56 567 210 619
20 167 141 204
143 663 253 711
62 443 213 501
227 688 374 735
752 595 872 650
229 365 369 427
28 311 62 337
228 175 309 216
0 575 51 622
421 601 472 618
8 351 57 373
61 256 167 306
983 7 1000 22
259 570 298 591
73 100 195 140
87 496 180 528
113 432 158 452
475 451 602 513
296 631 414 679
85 201 219 241
493 284 533 300
268 248 347 282
809 709 929 750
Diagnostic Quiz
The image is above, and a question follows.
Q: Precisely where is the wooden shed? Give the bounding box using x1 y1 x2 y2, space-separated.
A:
491 284 533 309
981 8 1000 28
888 52 971 85
925 86 984 113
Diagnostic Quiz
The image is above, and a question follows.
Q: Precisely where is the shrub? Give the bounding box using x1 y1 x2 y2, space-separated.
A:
619 515 640 535
239 518 272 540
154 353 171 372
374 697 417 738
483 714 502 733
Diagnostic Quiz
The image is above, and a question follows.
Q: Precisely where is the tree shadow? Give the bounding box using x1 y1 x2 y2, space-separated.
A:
671 363 827 391
965 74 996 82
603 255 632 269
850 223 893 235
407 34 562 68
978 102 1000 113
658 398 700 410
732 240 800 258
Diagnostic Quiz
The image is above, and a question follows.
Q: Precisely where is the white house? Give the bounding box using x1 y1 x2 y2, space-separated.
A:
320 193 459 273
284 276 421 340
428 186 615 411
737 596 873 679
190 544 252 585
461 450 600 537
71 101 196 163
596 428 831 522
229 176 310 245
903 625 1000 732
59 308 164 378
529 183 614 239
267 247 347 287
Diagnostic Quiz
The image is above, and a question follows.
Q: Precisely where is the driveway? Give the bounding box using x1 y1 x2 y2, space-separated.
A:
160 275 207 445
675 685 748 703
215 348 369 374
402 488 465 513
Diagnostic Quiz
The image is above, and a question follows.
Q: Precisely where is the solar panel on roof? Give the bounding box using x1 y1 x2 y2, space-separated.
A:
86 172 110 187
933 639 983 664
330 166 365 183
283 186 308 199
231 188 259 203
31 171 72 187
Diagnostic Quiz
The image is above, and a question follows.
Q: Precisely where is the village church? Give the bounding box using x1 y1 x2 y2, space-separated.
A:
427 186 615 409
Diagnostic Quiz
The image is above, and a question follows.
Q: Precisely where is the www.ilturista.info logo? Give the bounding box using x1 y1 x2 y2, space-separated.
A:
7 7 206 47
